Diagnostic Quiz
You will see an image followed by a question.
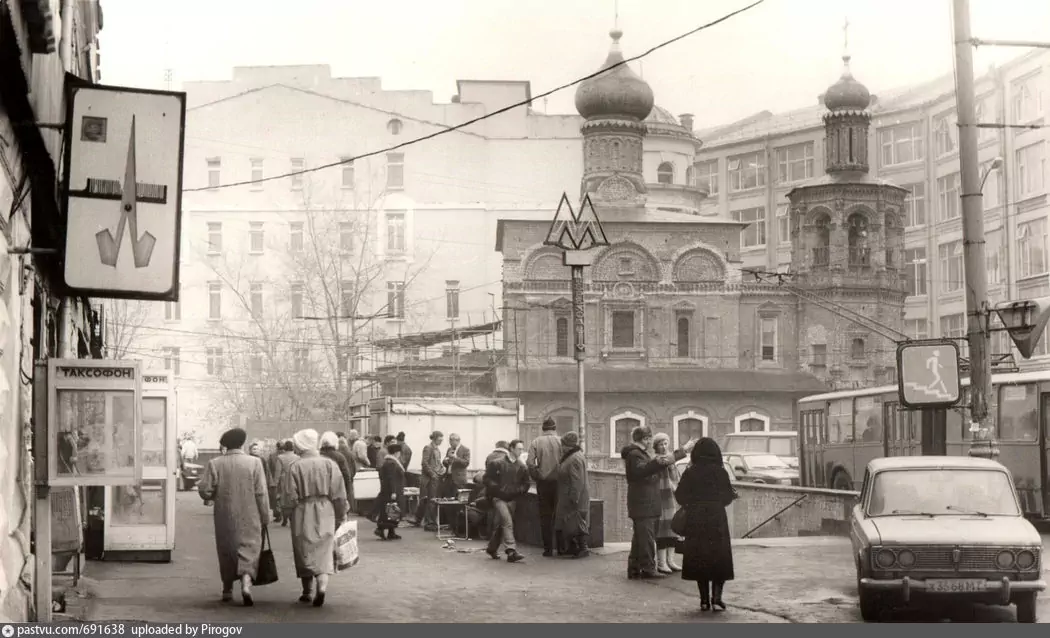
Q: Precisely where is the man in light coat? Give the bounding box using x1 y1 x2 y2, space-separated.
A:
348 430 370 469
527 418 564 557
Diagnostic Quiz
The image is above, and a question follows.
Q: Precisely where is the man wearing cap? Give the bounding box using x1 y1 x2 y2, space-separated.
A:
527 417 564 556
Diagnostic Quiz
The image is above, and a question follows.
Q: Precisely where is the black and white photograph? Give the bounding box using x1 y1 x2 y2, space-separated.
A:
1 0 1050 627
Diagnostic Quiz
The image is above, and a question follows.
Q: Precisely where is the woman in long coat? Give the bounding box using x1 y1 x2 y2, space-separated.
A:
320 431 353 507
652 433 683 573
554 432 590 558
375 443 406 540
198 428 270 606
674 437 736 612
280 429 349 608
337 437 358 514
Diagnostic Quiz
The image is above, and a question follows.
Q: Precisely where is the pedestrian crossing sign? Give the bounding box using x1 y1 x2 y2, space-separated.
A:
896 340 962 409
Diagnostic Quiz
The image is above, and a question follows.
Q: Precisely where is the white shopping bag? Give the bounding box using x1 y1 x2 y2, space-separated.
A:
334 520 360 571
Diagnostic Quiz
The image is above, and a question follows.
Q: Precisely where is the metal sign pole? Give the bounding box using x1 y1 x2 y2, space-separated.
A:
32 361 52 622
567 259 592 452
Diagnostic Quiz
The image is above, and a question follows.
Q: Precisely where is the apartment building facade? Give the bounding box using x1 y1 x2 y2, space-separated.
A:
693 50 1048 369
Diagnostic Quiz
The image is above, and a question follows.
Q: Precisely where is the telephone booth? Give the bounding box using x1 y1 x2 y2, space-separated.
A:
102 371 177 561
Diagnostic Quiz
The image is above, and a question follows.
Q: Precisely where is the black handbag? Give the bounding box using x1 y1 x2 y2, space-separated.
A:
671 506 688 537
254 527 279 586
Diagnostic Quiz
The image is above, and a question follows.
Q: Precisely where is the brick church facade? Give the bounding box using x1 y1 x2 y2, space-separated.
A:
495 32 908 465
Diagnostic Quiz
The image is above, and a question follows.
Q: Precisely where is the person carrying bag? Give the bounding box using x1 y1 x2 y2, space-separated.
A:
255 527 279 586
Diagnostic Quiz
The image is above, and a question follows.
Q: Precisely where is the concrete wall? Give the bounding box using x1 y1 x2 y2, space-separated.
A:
588 469 858 543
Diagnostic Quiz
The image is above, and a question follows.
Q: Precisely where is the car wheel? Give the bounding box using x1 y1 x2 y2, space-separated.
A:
857 573 882 622
1015 592 1037 623
832 471 853 491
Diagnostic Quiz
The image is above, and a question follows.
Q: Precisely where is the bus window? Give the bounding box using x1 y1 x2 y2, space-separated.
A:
829 399 852 443
999 383 1039 441
854 395 883 443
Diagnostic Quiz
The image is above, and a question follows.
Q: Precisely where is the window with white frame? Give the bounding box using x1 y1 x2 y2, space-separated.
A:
673 413 708 448
937 173 960 221
727 151 766 192
903 248 927 296
1012 73 1044 123
164 300 180 321
939 241 964 292
387 119 403 135
206 347 223 376
386 153 405 190
249 158 263 189
975 96 998 143
934 112 957 156
386 212 406 253
904 318 928 339
206 158 221 189
290 158 305 190
387 282 405 319
759 315 778 363
775 142 814 183
248 222 264 254
902 183 926 227
445 280 460 321
986 230 1003 285
340 158 355 189
611 413 644 457
1016 142 1046 199
1018 218 1048 279
734 412 769 433
981 159 1002 209
206 222 222 255
694 159 718 196
733 207 766 248
940 314 966 358
878 122 924 167
162 347 181 376
290 282 304 319
293 348 309 373
208 282 222 319
250 283 263 319
657 162 674 184
776 204 790 244
289 222 304 253
340 281 354 317
339 222 353 253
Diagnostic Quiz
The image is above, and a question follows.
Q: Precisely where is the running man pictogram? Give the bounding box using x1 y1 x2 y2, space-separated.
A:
926 349 950 396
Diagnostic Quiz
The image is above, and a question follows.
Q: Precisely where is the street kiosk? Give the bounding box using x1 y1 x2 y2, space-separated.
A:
102 370 177 562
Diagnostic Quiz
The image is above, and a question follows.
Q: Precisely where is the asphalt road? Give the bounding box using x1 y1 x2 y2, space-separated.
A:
75 493 1050 623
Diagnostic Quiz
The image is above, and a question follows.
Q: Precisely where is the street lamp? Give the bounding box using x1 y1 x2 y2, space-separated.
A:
980 156 1003 190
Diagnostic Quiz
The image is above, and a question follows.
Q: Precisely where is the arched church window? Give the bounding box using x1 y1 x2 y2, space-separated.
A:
677 317 690 358
848 213 870 266
556 317 569 357
657 162 674 185
685 166 695 187
813 214 831 266
851 338 866 360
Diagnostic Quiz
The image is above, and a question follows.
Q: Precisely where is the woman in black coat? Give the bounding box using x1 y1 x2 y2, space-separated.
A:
375 443 406 541
674 437 736 611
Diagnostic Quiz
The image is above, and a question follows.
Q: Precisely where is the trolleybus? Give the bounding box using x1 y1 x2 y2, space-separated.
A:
797 369 1050 519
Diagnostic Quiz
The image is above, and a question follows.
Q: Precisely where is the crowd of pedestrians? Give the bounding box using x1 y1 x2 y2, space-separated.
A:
196 420 738 611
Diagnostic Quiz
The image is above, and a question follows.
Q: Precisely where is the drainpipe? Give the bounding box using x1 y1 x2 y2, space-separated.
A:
57 298 73 358
60 0 75 73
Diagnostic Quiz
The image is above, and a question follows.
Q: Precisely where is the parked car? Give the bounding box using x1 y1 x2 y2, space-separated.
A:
178 460 203 492
723 452 799 485
722 432 798 469
675 457 738 482
851 456 1046 623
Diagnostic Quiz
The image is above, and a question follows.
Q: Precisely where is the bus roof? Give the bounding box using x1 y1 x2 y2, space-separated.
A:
797 368 1050 405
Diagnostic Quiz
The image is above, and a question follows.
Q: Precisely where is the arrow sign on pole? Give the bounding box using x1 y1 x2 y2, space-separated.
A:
96 116 157 268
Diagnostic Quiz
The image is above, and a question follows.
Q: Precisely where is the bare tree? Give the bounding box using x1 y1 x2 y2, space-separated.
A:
103 299 152 359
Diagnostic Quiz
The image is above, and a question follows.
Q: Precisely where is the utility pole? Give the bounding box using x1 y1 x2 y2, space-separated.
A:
952 0 998 459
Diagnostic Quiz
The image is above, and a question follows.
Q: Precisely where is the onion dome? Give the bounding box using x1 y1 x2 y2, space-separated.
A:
574 28 655 121
823 55 871 111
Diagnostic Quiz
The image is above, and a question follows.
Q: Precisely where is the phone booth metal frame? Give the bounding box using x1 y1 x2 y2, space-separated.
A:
102 370 177 562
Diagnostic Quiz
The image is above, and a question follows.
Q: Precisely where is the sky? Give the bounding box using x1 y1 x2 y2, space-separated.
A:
96 0 1050 128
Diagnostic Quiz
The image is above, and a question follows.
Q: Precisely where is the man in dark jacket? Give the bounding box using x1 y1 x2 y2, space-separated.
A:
483 439 530 563
396 432 413 470
621 425 687 579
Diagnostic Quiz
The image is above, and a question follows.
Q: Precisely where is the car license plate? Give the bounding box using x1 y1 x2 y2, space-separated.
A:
926 579 985 593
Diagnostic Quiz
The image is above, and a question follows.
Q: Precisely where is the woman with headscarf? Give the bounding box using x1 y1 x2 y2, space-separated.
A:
375 443 406 540
674 437 737 612
652 432 683 574
554 432 590 558
198 427 271 606
320 431 353 511
280 428 349 607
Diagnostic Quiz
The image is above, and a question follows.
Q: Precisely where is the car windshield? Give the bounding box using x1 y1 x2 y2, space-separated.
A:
867 469 1020 517
769 438 794 456
745 454 788 469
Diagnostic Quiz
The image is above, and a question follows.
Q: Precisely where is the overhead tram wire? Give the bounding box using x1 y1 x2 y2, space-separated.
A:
183 0 767 193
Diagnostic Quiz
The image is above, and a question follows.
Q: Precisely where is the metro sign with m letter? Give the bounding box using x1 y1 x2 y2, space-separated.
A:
896 339 962 409
61 80 187 301
544 192 609 252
